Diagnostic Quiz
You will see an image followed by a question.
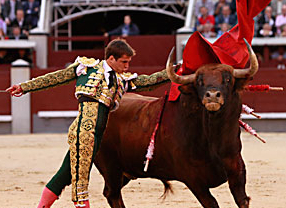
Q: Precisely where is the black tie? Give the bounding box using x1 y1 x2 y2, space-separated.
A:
108 71 116 89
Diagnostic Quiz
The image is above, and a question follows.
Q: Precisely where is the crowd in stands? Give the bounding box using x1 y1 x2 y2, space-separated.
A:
195 0 286 69
195 0 286 38
0 0 284 67
0 0 40 40
195 0 237 38
0 0 40 64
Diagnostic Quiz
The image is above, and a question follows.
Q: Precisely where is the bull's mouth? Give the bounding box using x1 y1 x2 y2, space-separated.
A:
204 102 222 111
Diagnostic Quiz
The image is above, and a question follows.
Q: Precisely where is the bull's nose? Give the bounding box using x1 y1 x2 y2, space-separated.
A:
205 90 221 99
203 90 224 111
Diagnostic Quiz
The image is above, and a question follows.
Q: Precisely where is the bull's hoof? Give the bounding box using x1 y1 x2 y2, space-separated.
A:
239 196 250 208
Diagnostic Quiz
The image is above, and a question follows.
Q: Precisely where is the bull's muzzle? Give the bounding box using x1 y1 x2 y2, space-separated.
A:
202 90 224 111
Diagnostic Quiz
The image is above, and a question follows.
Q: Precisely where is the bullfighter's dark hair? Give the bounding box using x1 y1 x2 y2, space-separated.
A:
105 39 135 60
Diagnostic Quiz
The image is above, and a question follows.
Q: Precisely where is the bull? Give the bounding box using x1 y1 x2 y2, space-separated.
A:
94 40 258 208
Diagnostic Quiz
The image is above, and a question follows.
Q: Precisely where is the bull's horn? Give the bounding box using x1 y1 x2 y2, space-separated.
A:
166 47 196 84
233 38 259 78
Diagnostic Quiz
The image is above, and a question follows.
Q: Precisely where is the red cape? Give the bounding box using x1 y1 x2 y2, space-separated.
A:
169 0 271 101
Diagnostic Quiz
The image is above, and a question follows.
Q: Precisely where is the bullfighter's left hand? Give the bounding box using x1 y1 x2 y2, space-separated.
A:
6 85 23 97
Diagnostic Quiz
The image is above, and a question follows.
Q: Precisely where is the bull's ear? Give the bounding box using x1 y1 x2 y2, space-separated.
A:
178 83 193 94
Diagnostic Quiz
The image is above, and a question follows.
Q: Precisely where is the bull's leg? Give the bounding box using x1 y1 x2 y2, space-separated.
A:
185 183 219 208
102 174 125 208
101 175 130 208
222 154 250 208
94 153 127 208
99 165 126 208
122 176 131 188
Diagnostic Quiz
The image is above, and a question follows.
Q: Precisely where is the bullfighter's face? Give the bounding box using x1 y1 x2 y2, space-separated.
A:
107 54 132 73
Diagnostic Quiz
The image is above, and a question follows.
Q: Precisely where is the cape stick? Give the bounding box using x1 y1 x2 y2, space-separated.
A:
239 120 266 143
144 92 168 172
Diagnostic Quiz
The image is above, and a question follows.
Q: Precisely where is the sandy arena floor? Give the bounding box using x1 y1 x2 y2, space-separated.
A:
0 132 286 208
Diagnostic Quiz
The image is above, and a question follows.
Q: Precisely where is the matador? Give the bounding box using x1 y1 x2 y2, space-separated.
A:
6 39 169 208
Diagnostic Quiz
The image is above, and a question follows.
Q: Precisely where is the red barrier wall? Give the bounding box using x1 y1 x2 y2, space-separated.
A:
28 68 286 114
242 69 286 112
1 35 285 120
48 36 108 67
48 35 175 68
0 65 11 115
112 35 175 67
30 69 78 114
29 66 170 115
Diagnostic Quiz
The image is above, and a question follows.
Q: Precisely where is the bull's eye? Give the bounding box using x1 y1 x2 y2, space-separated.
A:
198 79 203 86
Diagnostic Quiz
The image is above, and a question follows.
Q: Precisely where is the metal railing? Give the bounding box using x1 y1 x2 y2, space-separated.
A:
58 0 186 5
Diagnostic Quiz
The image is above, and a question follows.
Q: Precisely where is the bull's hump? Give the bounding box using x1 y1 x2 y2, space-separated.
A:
117 93 161 113
123 93 159 102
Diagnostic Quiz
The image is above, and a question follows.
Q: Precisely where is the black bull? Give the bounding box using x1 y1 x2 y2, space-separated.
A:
93 64 252 208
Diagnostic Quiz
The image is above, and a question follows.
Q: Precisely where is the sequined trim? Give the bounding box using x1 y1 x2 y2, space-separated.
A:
69 102 99 202
132 69 169 92
74 64 168 109
76 56 99 67
20 64 77 93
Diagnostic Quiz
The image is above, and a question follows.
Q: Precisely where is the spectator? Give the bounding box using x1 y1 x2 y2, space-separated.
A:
271 0 286 16
0 49 8 63
257 6 276 35
15 48 32 63
195 0 214 17
257 23 275 37
216 22 231 38
196 6 215 32
104 15 140 37
22 0 40 29
275 4 286 35
1 0 23 27
280 23 286 36
201 23 217 38
8 24 28 39
11 9 29 36
0 15 7 35
0 28 6 39
271 46 286 69
214 0 231 17
229 0 236 14
215 5 237 31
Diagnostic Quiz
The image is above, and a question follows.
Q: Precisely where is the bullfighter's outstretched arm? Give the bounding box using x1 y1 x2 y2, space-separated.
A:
131 69 170 92
20 63 79 94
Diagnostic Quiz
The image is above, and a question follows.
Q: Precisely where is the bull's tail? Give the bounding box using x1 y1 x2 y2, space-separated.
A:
160 180 173 200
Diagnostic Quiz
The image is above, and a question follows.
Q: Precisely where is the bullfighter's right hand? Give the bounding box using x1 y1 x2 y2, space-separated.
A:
6 85 23 97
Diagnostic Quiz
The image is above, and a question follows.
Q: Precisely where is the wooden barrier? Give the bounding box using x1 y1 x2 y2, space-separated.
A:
48 36 108 67
47 35 176 68
0 65 11 115
0 35 285 133
242 70 286 112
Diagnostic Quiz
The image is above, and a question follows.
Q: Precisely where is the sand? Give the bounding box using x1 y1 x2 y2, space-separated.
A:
0 132 286 208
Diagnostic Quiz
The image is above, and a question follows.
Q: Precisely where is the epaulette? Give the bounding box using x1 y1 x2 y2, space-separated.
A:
121 72 138 81
75 56 99 67
75 56 100 76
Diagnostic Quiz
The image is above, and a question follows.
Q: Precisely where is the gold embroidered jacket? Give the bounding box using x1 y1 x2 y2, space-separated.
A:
20 57 169 110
